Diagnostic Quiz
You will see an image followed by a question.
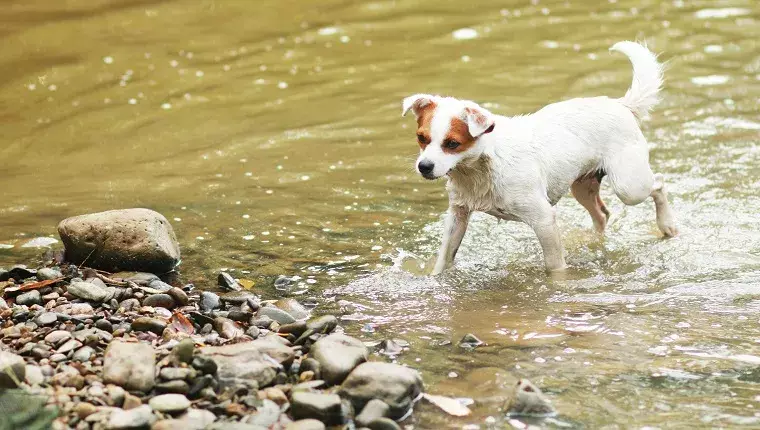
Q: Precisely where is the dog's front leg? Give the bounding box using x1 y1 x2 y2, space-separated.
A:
528 207 567 272
431 205 471 275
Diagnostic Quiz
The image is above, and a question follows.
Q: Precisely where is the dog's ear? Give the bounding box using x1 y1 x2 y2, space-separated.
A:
402 94 435 118
464 106 495 137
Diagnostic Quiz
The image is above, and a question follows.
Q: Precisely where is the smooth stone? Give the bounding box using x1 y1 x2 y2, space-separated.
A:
16 290 42 306
143 294 175 309
156 380 190 394
191 356 218 375
57 208 180 273
199 292 220 312
339 362 423 419
274 299 310 320
167 288 189 306
37 267 63 280
160 367 195 381
257 306 296 325
68 281 113 302
219 291 257 305
213 317 244 339
131 317 167 335
119 298 141 312
246 326 261 339
278 321 307 337
310 334 368 385
103 340 156 392
35 312 58 326
290 392 346 426
148 280 174 292
285 419 326 430
199 338 294 388
207 424 266 430
366 418 401 430
505 379 556 416
0 298 8 310
123 393 142 410
459 333 484 349
74 402 98 419
356 399 391 427
300 358 321 379
24 364 45 385
244 398 280 428
172 338 195 364
72 346 95 362
113 272 159 286
149 393 191 413
306 315 338 334
56 338 83 354
96 318 114 333
217 272 242 291
106 404 156 429
227 310 254 322
108 384 127 406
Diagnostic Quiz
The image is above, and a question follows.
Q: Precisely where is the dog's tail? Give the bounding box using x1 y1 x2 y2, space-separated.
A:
610 41 663 118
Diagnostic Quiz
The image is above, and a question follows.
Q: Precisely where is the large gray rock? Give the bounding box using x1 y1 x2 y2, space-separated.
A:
58 208 180 273
103 340 156 392
310 334 367 385
200 337 295 388
339 362 423 419
0 350 26 388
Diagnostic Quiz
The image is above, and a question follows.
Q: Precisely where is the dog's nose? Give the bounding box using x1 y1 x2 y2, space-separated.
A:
418 160 434 175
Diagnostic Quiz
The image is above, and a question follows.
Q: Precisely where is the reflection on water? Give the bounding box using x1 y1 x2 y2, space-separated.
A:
1 0 760 427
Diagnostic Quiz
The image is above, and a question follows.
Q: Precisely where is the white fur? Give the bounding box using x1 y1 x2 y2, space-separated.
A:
403 41 678 274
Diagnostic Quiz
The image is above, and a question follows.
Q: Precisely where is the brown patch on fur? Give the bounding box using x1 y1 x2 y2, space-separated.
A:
442 117 476 154
415 102 436 149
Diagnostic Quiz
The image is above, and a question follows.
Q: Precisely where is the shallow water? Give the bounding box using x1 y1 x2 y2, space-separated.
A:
2 0 760 427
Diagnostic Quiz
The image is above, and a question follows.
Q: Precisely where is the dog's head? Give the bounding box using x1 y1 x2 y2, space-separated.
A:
402 94 495 180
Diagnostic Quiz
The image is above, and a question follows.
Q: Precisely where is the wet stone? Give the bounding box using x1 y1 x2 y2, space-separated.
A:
257 306 296 325
199 291 220 312
219 291 257 305
356 399 391 427
274 298 310 320
290 392 347 426
340 362 424 420
459 333 484 349
113 271 159 286
310 334 368 385
217 272 242 291
148 279 174 292
143 293 175 309
306 315 338 334
18 290 43 306
505 379 556 417
68 281 113 302
366 418 402 430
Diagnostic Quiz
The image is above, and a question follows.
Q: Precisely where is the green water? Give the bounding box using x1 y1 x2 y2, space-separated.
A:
2 0 760 427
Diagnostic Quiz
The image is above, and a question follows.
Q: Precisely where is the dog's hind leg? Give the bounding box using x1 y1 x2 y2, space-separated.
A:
431 205 471 275
571 175 610 233
607 143 678 237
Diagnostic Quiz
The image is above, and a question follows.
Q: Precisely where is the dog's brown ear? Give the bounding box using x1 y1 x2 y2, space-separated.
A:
464 106 495 137
402 94 435 118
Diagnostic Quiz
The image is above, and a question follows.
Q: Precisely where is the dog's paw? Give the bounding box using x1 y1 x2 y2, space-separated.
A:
658 220 679 237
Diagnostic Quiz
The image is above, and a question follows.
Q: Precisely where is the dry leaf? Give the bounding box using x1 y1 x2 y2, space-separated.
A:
238 278 255 290
423 393 472 417
19 278 61 291
170 312 195 334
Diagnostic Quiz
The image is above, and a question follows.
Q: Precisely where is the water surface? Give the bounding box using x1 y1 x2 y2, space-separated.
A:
2 0 760 427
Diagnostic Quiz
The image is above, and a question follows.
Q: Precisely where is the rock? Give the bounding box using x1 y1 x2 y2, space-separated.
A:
366 418 401 430
290 392 347 426
37 267 63 280
153 408 217 430
257 306 296 325
306 315 338 334
300 358 321 379
103 340 156 392
260 387 289 405
279 321 307 337
132 317 167 335
217 272 242 291
74 402 98 419
207 424 265 430
228 310 254 322
57 339 83 354
274 299 309 320
96 318 114 333
108 384 127 406
119 298 141 312
143 294 175 309
123 393 142 410
160 367 194 381
68 281 114 302
149 394 191 413
213 317 244 339
148 280 174 292
58 208 180 273
219 291 257 305
72 346 96 362
505 379 556 417
156 380 190 394
167 288 189 306
113 272 159 286
191 356 217 375
0 350 26 388
16 290 42 306
459 333 483 349
0 266 36 281
243 398 280 428
246 326 261 339
35 312 58 326
199 338 294 388
356 399 391 427
0 298 8 310
310 334 367 385
285 419 326 430
199 292 220 312
340 362 423 419
107 405 156 429
24 364 44 385
172 338 195 364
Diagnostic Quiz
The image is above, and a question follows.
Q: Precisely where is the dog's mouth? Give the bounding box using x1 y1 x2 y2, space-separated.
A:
421 173 438 180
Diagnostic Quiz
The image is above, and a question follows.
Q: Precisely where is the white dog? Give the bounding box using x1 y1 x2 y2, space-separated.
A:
402 41 678 275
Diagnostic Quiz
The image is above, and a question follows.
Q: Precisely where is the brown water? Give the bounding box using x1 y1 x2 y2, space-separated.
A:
2 0 760 427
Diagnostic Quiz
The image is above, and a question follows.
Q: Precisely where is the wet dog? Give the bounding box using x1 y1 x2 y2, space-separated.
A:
402 41 678 275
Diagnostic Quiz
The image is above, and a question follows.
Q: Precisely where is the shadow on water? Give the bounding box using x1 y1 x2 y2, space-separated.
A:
1 0 760 427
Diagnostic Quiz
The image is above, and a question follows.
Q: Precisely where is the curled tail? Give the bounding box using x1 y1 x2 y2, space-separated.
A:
609 41 663 118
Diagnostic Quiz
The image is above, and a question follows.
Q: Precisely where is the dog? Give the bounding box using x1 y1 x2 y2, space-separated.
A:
402 41 678 275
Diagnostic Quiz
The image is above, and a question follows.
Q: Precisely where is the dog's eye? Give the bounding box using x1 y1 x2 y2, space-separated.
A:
417 134 428 145
443 139 461 150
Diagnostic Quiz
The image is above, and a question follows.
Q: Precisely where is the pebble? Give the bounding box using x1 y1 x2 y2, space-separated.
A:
168 287 189 306
149 393 191 413
160 367 195 381
103 341 156 392
306 315 338 334
143 293 176 309
74 402 98 419
96 318 114 333
310 334 368 385
24 364 45 385
257 306 296 325
290 392 346 426
356 399 391 427
131 316 167 335
213 317 244 339
16 290 42 306
72 346 95 362
459 333 484 349
57 339 83 354
156 380 191 394
199 291 220 311
37 267 63 280
217 272 242 291
123 393 142 410
35 312 58 326
172 338 195 364
68 281 113 302
191 355 218 374
286 419 326 430
274 298 310 320
366 418 402 430
107 404 155 429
